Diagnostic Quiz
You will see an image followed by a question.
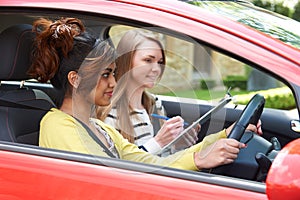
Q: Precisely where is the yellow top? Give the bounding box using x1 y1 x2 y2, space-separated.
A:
40 108 227 171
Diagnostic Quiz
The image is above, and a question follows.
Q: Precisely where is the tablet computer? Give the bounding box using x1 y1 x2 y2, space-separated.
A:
159 95 233 153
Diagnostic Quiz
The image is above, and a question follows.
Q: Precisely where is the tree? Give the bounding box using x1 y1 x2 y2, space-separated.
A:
274 1 290 17
292 1 300 21
252 0 291 17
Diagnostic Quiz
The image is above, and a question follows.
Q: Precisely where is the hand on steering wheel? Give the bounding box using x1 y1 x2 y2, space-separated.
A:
195 138 245 169
225 119 263 137
227 94 265 141
206 93 265 175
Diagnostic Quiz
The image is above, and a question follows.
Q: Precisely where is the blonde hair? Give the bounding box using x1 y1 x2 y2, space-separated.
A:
99 29 166 142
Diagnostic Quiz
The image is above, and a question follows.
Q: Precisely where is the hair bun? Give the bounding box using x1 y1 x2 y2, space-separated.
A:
52 20 83 39
52 24 71 38
28 17 86 83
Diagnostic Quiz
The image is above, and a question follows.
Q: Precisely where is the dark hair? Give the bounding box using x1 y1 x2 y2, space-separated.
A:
77 40 116 96
28 17 116 107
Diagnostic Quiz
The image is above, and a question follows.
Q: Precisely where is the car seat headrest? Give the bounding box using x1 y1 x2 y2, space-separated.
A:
0 24 34 81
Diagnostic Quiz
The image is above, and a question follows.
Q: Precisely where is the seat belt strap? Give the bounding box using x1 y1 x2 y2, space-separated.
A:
74 117 116 158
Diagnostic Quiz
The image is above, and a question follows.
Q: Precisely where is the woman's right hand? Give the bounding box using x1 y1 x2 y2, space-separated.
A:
154 116 184 147
194 138 246 170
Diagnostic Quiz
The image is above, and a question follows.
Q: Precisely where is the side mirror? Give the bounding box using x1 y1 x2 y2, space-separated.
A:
266 138 300 200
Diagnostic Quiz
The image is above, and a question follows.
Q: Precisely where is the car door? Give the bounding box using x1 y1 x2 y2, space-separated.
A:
0 1 300 199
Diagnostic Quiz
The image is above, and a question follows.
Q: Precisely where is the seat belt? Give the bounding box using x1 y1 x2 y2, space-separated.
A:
74 117 116 158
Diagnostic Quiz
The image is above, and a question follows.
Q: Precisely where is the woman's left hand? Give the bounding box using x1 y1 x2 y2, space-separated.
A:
225 119 263 136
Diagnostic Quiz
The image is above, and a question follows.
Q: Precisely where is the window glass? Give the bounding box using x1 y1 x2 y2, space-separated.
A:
110 25 294 111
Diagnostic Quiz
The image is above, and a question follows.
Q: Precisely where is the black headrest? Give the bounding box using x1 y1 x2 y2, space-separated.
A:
0 24 34 81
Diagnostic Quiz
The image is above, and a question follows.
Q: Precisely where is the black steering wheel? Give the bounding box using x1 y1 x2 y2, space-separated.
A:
208 93 266 180
227 93 265 141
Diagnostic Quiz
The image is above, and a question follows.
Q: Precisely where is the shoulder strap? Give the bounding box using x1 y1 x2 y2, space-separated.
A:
74 117 116 158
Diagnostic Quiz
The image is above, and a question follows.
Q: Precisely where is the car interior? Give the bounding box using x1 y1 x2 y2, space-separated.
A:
0 10 299 190
0 23 56 145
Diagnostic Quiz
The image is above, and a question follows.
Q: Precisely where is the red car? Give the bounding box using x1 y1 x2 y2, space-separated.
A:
0 0 300 199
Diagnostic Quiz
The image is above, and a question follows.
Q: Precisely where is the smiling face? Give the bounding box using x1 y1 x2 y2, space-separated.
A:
90 64 116 106
130 39 164 89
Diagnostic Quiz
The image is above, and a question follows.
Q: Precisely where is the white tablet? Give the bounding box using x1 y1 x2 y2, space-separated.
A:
160 95 233 152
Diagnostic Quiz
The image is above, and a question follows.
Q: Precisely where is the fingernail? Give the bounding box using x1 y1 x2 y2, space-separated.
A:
239 143 247 148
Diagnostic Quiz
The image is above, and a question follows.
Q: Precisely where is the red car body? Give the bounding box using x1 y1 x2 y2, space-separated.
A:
0 0 300 199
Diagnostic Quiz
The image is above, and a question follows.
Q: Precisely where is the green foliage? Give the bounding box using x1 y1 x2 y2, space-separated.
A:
274 2 291 17
292 1 300 21
252 0 291 17
234 87 296 110
252 0 272 10
223 75 247 90
160 87 295 110
200 79 216 89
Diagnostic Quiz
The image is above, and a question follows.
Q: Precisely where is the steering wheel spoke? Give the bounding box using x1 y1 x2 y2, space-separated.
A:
228 94 265 141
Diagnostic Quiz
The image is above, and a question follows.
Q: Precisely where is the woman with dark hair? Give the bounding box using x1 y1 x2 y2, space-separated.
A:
29 17 261 170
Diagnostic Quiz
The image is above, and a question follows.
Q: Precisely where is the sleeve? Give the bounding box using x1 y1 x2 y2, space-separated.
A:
142 137 162 154
39 111 109 157
100 120 227 171
183 129 227 153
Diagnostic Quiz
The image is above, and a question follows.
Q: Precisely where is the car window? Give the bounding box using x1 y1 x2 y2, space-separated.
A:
110 25 295 111
188 1 300 50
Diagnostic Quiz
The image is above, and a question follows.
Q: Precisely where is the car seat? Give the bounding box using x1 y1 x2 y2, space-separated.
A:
0 24 56 145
